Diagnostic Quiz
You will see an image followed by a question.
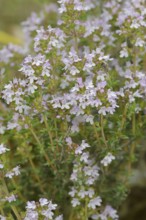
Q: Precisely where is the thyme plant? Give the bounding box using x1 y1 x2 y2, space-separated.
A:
0 0 146 219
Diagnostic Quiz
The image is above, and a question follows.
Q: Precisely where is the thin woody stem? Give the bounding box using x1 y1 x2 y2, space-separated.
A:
2 179 21 220
29 125 56 171
100 114 108 147
28 157 45 194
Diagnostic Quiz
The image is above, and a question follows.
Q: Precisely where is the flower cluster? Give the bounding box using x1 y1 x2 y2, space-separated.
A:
0 143 21 218
101 153 115 167
69 140 117 219
24 199 63 220
5 166 20 178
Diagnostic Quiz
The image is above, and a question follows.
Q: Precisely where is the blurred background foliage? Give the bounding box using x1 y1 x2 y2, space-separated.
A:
0 0 39 32
0 0 55 44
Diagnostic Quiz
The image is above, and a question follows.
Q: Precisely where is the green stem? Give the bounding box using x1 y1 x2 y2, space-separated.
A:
93 122 99 140
43 115 59 161
100 115 108 147
120 104 128 131
54 119 58 141
29 125 56 171
85 199 88 220
28 157 45 194
54 119 60 153
131 114 136 157
74 28 79 54
2 179 21 220
11 178 25 202
43 115 53 146
0 208 5 216
128 114 136 172
69 211 73 220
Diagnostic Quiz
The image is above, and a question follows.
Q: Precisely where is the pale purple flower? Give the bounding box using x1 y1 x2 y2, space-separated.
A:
80 152 90 163
0 144 9 154
130 20 140 29
48 201 57 210
70 66 80 75
69 187 77 197
0 163 4 169
70 168 78 181
94 205 119 220
24 210 38 220
55 215 63 220
101 153 115 166
5 171 14 179
5 194 17 203
78 189 87 199
26 201 36 210
12 166 20 176
135 38 145 47
86 177 96 185
0 125 6 134
65 137 72 147
0 215 6 220
41 209 54 219
103 205 119 219
39 198 49 206
86 189 95 198
120 48 128 58
88 196 102 209
75 140 90 154
7 122 20 130
71 198 81 207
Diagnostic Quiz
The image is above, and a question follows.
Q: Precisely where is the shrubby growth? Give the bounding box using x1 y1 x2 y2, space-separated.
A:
0 0 146 219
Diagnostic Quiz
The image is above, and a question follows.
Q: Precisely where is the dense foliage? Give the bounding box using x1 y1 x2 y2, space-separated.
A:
0 0 146 219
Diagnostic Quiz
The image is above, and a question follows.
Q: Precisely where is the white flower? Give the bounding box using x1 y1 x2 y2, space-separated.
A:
0 125 6 134
99 55 113 61
75 140 90 154
55 215 63 220
95 205 119 220
84 165 100 178
86 177 95 185
12 166 20 176
88 196 102 209
86 189 95 198
26 201 36 210
103 205 119 219
120 48 128 58
0 144 9 154
84 114 94 125
78 189 87 199
91 214 99 220
70 66 80 75
5 194 17 203
0 163 4 169
41 209 54 219
65 137 72 147
80 152 89 163
5 166 20 178
5 171 14 179
70 169 78 181
71 198 80 207
135 38 145 47
48 201 57 210
7 122 19 130
24 210 38 220
69 187 77 197
0 215 6 220
130 21 140 29
39 198 49 206
101 153 115 166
